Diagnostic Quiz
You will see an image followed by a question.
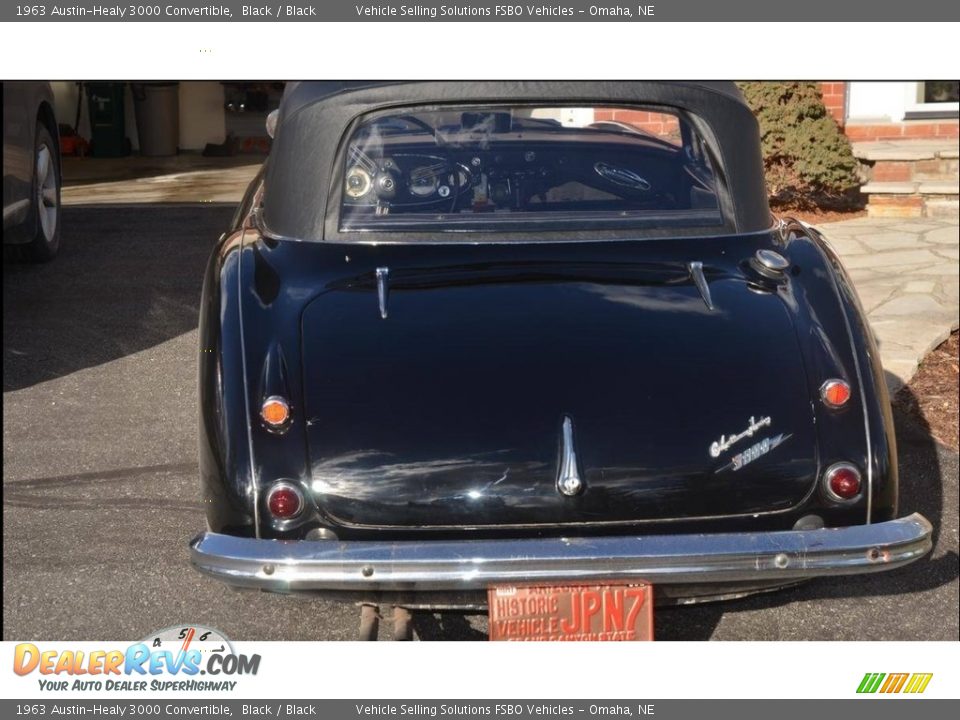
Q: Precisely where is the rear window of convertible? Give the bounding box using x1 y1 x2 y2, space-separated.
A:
338 105 723 233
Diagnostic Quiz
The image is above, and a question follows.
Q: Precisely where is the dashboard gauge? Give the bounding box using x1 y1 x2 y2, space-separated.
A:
345 167 373 198
451 166 471 189
375 171 398 199
409 167 439 197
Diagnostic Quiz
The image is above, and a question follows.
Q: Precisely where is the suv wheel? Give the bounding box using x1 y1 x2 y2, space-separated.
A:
27 123 61 262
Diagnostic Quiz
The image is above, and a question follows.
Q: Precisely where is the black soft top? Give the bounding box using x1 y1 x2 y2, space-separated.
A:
263 81 771 241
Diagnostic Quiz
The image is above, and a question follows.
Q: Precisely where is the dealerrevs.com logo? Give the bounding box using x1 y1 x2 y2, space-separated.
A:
13 625 260 692
857 673 933 694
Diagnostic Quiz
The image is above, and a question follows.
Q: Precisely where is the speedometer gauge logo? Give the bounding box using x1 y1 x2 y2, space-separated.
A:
142 624 233 657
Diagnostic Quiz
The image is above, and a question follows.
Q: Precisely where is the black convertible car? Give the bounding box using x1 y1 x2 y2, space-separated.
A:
190 82 932 639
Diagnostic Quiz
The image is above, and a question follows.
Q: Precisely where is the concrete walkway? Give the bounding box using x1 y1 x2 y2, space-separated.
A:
817 217 959 392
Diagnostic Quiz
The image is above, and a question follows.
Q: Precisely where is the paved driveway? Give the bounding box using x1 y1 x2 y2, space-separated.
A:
3 206 958 641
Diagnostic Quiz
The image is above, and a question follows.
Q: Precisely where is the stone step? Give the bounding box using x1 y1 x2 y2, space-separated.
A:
920 181 960 195
871 159 957 183
861 178 959 218
854 141 960 187
855 141 960 218
862 188 960 219
926 199 960 220
862 180 960 195
853 140 959 162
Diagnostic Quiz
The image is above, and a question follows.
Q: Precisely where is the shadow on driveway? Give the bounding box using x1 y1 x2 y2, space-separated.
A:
3 204 234 392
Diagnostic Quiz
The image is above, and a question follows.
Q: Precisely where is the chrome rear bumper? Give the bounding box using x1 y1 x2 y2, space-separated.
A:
189 513 932 592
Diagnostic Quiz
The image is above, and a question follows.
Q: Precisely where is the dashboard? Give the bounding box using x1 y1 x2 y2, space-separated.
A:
341 134 714 220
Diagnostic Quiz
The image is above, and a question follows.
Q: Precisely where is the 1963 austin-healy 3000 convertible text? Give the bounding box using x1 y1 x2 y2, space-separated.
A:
189 81 933 640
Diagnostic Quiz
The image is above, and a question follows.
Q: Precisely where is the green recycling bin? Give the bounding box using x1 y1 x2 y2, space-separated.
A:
85 82 128 157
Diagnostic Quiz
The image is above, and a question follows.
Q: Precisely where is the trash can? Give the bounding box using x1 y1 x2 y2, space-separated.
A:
132 82 180 157
85 82 128 157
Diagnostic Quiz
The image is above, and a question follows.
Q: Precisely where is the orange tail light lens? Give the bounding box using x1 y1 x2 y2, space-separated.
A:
260 396 291 429
820 379 852 409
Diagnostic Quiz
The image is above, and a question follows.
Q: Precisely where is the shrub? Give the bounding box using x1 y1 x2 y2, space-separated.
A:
737 82 861 210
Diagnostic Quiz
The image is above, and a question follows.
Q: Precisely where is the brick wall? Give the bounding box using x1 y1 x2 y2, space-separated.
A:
600 91 958 144
595 108 681 142
844 122 960 141
819 82 846 125
818 81 960 141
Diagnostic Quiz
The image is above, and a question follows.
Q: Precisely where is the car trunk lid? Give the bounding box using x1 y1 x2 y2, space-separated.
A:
299 240 818 529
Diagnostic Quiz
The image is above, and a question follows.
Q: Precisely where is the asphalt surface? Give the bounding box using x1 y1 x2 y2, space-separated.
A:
3 205 958 641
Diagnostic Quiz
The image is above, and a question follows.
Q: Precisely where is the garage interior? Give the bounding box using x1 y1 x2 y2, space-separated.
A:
52 81 282 202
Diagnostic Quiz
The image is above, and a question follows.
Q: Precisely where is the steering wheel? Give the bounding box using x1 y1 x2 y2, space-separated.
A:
387 116 470 214
408 155 472 215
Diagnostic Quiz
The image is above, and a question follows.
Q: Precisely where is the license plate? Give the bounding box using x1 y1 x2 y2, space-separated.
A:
487 582 653 641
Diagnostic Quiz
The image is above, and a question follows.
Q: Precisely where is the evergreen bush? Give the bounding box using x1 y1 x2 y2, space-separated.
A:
737 82 861 209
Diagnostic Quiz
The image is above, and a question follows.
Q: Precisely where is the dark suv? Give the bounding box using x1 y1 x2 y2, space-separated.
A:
3 81 60 261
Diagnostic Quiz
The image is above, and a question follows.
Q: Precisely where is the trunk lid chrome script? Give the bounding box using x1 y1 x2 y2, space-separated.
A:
709 415 773 458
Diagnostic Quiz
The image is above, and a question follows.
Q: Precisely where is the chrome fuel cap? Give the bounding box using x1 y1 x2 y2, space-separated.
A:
755 249 790 272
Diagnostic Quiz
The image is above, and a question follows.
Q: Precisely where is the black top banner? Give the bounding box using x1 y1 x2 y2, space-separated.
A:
4 0 960 22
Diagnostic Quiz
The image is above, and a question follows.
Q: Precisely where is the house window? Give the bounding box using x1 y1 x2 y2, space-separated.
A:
905 81 959 120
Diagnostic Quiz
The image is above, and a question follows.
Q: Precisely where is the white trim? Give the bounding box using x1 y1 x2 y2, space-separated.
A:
846 81 906 122
905 81 959 116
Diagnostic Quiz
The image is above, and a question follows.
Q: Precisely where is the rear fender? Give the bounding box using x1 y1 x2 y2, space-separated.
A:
198 227 259 536
784 220 897 523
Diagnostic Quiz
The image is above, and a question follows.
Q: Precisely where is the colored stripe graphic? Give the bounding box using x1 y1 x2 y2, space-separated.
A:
904 673 933 694
857 673 885 693
857 672 932 694
880 673 909 693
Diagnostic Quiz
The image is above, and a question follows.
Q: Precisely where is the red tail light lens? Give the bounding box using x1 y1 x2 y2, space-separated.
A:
820 379 852 409
824 462 862 502
266 482 303 519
